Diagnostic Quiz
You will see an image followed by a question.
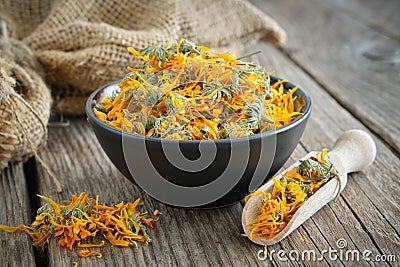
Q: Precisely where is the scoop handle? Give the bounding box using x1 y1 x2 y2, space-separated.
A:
329 129 376 173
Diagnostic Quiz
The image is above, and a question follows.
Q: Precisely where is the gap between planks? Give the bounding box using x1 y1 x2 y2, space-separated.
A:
258 30 400 256
250 0 400 156
242 40 400 264
23 158 50 267
0 162 37 267
33 121 269 266
278 46 400 159
316 0 400 41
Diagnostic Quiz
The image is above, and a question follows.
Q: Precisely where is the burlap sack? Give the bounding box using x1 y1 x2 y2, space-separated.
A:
0 21 51 168
0 0 285 167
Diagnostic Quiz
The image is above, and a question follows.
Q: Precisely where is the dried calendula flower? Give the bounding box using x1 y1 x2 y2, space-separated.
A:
94 39 304 140
78 250 102 258
245 149 339 239
153 210 160 216
0 193 156 257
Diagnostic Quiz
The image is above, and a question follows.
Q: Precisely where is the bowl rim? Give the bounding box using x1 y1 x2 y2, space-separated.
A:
86 77 312 144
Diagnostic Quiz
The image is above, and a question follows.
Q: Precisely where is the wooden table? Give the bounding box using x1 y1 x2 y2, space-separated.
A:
1 0 399 266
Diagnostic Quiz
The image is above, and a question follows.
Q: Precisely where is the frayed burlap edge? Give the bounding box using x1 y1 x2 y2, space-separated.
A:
0 20 51 169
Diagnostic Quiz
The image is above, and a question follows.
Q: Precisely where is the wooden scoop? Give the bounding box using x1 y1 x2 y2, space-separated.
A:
242 129 376 246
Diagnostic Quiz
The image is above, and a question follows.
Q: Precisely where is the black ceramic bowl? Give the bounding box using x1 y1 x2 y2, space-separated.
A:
86 77 311 208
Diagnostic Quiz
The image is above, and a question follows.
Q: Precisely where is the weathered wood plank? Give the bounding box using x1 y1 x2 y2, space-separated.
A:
251 42 400 265
26 1 400 264
34 46 400 266
39 120 348 267
0 163 36 267
33 51 400 267
262 143 383 267
262 145 333 267
318 0 400 38
0 1 399 266
251 0 400 154
35 120 270 266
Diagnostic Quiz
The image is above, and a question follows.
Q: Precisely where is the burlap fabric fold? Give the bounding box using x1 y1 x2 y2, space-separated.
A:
0 21 51 168
0 0 286 168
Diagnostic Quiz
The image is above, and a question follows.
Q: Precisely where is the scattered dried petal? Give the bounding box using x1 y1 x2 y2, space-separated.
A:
78 249 102 258
0 193 157 259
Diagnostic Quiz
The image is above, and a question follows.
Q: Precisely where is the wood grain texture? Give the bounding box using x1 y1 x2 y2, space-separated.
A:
243 130 377 247
32 38 400 267
1 1 398 266
251 0 400 154
30 56 400 267
35 120 271 267
250 42 400 265
0 163 36 267
259 146 333 267
318 0 400 38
